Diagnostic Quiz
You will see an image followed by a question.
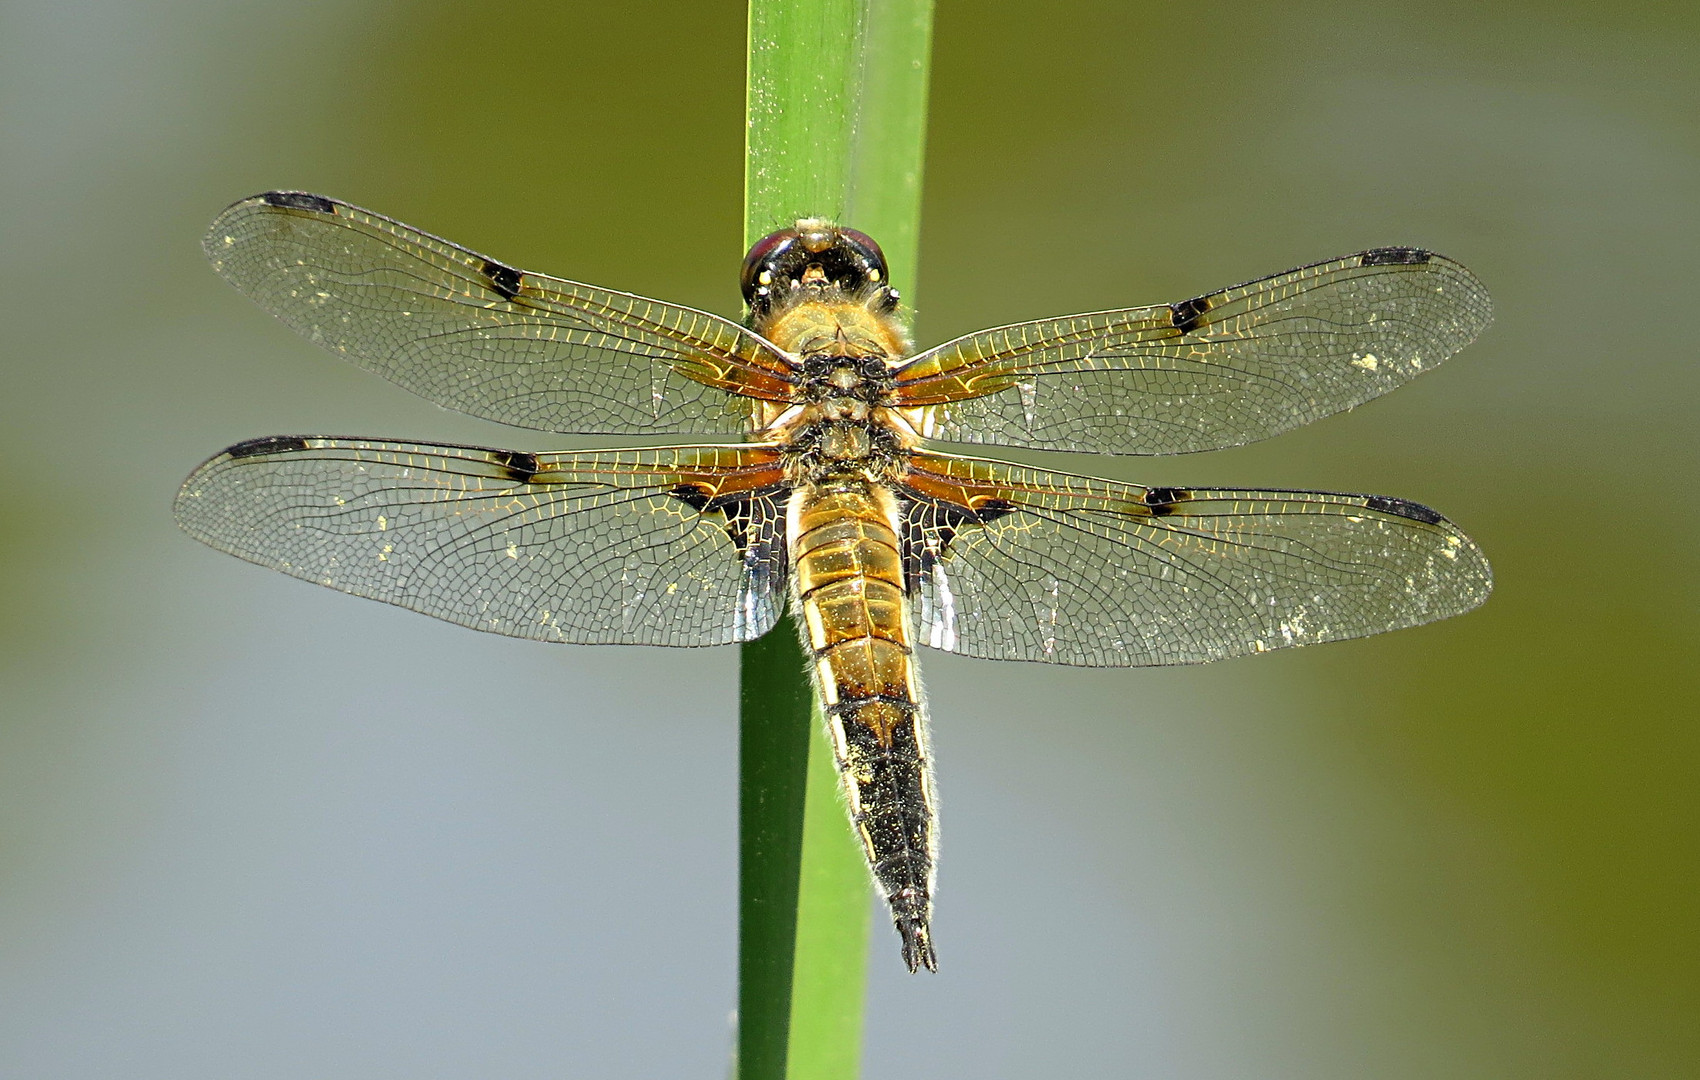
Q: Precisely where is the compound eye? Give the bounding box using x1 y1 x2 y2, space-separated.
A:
740 227 799 305
836 226 889 280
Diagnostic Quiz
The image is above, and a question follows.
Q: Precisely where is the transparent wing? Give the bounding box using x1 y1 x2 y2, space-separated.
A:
893 249 1491 455
898 451 1491 666
175 436 790 646
204 192 799 436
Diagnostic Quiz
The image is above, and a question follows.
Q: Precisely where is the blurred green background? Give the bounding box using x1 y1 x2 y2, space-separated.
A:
2 1 1695 1076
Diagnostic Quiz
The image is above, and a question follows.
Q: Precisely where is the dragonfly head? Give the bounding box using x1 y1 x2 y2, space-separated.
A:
741 219 899 320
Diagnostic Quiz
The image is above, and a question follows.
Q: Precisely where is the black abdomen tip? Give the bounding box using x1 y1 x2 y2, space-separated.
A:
897 916 938 974
889 885 938 973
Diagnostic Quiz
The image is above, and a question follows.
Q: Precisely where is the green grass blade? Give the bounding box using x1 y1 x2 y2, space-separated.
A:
846 0 935 302
744 0 861 243
740 1 936 1077
738 619 816 1080
783 705 873 1078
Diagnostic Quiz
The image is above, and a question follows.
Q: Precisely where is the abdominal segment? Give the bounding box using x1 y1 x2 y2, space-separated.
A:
790 478 939 972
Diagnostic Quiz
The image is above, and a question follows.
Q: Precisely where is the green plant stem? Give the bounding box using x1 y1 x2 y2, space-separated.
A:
738 622 820 1080
739 1 935 1078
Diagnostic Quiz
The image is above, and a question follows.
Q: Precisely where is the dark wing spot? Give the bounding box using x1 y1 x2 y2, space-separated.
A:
719 499 756 552
899 498 971 596
227 435 310 459
260 191 336 214
670 484 791 578
482 259 523 301
1360 247 1431 266
667 483 714 512
491 449 540 484
1365 494 1445 524
1169 294 1212 334
897 494 1020 595
1141 486 1192 515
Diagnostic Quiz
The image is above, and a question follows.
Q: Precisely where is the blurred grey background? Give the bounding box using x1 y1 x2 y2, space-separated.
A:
2 1 1695 1076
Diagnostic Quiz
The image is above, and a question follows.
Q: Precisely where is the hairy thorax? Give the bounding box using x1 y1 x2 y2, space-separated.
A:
752 293 920 483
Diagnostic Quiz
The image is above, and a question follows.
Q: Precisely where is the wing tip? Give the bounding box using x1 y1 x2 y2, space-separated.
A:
1355 245 1495 338
1361 494 1496 618
202 191 341 261
1360 493 1494 591
173 436 315 541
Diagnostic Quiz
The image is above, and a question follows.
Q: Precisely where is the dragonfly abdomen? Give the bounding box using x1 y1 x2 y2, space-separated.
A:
789 476 939 972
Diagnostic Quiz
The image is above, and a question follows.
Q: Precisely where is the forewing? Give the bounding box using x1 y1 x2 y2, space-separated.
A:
175 437 790 646
894 249 1491 455
204 192 798 436
899 451 1491 666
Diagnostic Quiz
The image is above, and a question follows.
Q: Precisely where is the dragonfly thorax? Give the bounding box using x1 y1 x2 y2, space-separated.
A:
782 416 907 476
799 352 895 401
776 352 912 471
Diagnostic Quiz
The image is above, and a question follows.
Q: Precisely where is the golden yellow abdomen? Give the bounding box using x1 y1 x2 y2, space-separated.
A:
788 476 939 971
790 480 915 725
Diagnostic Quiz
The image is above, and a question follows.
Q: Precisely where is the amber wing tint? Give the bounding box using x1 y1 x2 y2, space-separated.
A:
204 193 799 437
898 450 1491 666
174 438 789 646
893 249 1491 455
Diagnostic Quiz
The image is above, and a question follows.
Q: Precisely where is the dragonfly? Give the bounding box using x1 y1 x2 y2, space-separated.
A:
176 191 1493 972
